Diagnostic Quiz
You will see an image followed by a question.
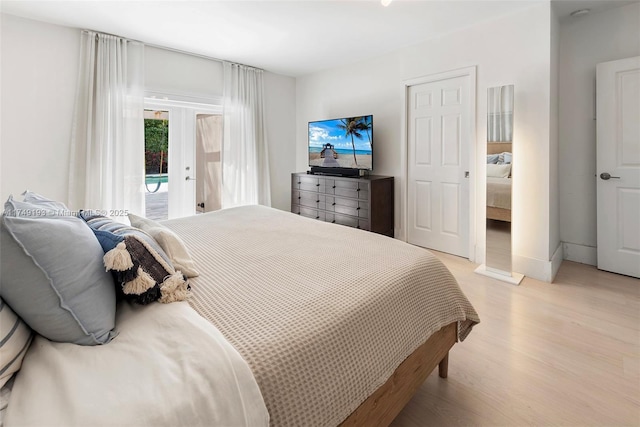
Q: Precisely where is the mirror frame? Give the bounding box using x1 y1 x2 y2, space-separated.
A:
475 84 523 285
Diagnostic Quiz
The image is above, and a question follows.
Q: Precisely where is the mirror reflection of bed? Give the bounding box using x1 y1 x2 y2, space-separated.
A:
486 141 512 273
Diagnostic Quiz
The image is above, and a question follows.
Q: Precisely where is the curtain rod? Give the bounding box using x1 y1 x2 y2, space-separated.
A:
80 29 262 71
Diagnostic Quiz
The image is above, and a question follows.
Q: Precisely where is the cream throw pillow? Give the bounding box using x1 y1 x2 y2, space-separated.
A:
128 214 200 278
487 163 511 178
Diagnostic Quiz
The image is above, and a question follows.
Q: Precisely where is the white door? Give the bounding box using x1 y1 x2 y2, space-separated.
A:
144 98 222 220
166 107 197 219
407 74 471 257
596 56 640 278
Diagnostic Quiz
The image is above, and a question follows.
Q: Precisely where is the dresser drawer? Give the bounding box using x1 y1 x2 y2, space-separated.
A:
292 190 326 210
325 213 370 231
292 175 326 193
292 204 326 221
291 173 393 237
325 196 369 219
332 180 369 200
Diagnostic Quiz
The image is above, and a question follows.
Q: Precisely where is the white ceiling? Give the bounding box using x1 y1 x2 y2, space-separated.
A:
1 0 636 76
552 0 636 19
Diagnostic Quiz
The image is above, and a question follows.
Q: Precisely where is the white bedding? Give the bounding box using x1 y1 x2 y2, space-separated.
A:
4 301 268 427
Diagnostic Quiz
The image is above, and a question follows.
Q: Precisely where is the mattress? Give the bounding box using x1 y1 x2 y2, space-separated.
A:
164 205 479 427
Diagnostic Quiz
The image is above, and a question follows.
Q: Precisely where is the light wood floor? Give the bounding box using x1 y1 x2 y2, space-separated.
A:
486 220 511 272
392 252 640 426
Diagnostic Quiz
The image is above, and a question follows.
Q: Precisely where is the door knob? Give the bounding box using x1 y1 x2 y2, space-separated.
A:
185 176 196 181
600 172 620 180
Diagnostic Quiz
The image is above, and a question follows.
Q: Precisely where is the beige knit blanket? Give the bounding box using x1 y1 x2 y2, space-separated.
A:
164 205 479 427
487 176 512 210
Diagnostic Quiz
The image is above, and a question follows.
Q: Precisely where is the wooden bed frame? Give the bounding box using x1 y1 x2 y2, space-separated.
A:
340 322 458 426
487 142 511 155
486 142 512 223
487 206 511 222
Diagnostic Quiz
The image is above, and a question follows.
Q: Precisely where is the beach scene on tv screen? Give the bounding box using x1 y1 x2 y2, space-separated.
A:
309 116 372 170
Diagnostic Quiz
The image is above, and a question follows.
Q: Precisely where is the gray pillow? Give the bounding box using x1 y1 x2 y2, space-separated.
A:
0 214 117 345
3 194 70 218
21 191 71 214
487 154 499 164
497 151 512 164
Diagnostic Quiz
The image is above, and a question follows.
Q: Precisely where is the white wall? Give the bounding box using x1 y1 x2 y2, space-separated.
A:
264 71 297 211
558 3 640 265
549 4 562 278
0 14 296 212
1 14 79 204
296 3 556 281
145 46 223 99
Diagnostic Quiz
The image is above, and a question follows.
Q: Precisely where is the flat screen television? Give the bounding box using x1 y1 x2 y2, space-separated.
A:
308 115 373 174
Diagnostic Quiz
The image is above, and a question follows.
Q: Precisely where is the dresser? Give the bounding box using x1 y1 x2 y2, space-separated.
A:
291 173 394 237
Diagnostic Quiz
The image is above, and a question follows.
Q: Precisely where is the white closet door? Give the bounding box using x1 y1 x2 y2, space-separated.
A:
407 74 471 257
596 56 640 278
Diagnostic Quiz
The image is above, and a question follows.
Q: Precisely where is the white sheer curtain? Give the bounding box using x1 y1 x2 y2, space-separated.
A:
487 84 514 142
68 31 145 216
222 62 271 208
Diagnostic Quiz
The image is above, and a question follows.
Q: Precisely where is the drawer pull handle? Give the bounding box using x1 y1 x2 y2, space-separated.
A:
332 220 336 223
356 207 361 210
356 188 361 192
297 212 300 215
316 200 320 203
297 182 301 184
333 185 336 189
298 196 301 199
316 216 320 219
332 203 336 206
357 225 360 229
316 183 320 187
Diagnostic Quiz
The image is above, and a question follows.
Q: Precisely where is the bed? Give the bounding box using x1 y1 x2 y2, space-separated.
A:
2 204 479 427
487 176 511 222
486 142 512 222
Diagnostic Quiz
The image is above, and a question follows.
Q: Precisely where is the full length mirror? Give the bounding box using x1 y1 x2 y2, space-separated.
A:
480 85 522 284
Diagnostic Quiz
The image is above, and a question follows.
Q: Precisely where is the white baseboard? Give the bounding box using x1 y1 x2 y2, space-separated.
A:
550 243 563 282
512 255 545 282
562 242 597 266
512 242 563 283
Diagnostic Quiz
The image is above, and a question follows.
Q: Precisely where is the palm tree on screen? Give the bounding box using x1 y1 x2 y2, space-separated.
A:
338 117 367 166
362 117 372 146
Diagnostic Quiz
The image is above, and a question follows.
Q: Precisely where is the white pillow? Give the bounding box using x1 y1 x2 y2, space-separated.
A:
0 299 33 388
487 163 511 178
128 214 199 278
